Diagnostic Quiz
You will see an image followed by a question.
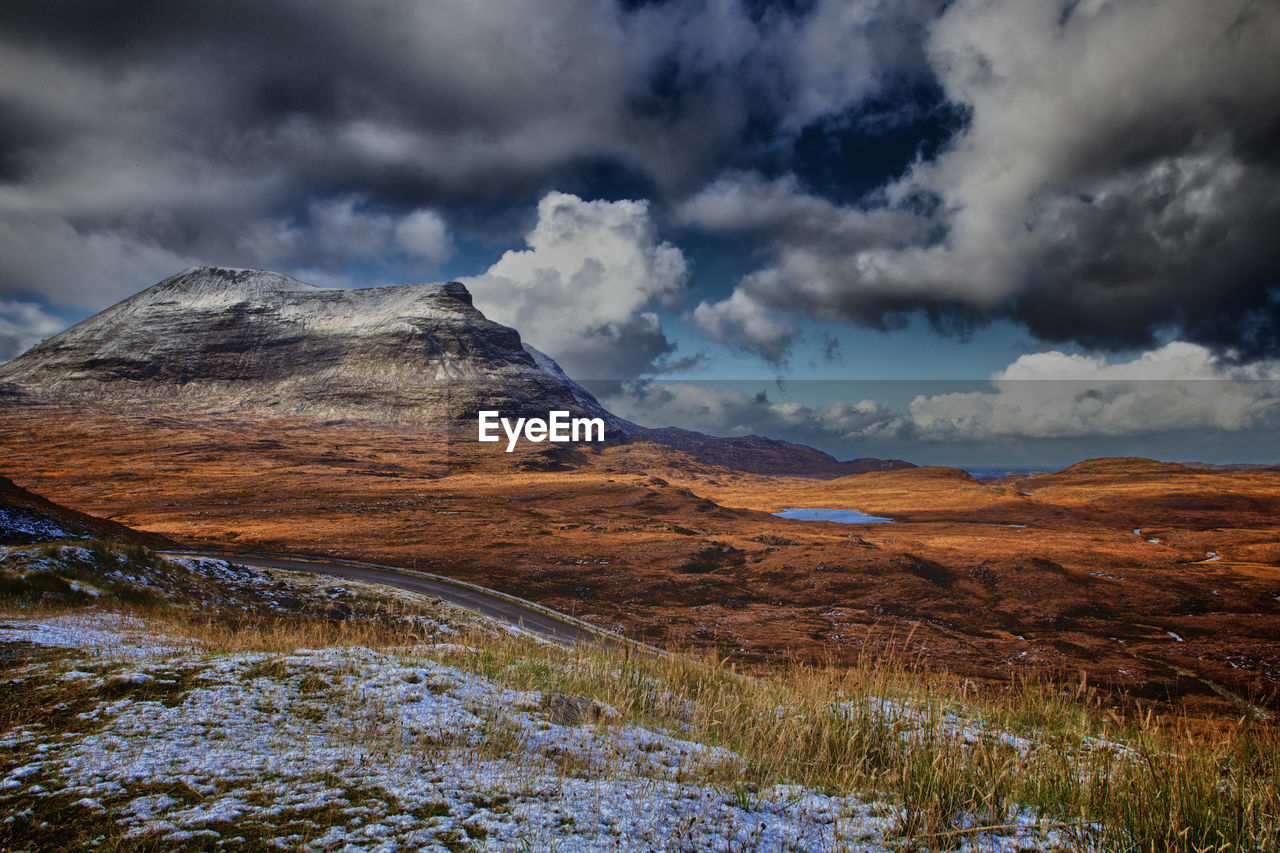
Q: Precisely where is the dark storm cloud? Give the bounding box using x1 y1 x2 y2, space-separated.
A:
0 0 936 370
0 0 935 209
5 0 1274 377
686 0 1280 363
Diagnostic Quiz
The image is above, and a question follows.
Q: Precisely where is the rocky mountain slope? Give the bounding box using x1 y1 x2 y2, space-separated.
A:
0 267 619 427
0 266 909 476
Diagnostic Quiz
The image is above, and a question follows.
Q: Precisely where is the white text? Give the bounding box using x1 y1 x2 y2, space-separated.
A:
478 410 605 451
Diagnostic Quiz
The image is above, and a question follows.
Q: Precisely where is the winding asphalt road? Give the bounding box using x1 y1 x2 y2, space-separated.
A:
160 550 627 648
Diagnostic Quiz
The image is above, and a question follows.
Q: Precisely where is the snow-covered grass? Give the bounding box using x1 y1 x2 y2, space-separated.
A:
0 614 820 849
2 545 1278 852
0 612 906 851
0 541 468 649
0 506 78 543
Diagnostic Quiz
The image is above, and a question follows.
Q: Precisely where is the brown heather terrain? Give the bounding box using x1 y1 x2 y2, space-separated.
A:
2 401 1279 719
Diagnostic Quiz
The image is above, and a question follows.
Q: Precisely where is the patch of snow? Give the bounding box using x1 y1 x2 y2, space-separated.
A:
113 672 155 685
430 643 477 654
840 697 1132 764
0 613 193 661
61 669 98 681
0 506 76 541
847 698 1039 756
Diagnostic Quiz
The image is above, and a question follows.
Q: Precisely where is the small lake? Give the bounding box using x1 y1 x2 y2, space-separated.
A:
772 508 895 524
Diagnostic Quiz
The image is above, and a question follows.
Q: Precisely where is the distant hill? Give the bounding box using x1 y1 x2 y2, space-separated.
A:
627 428 912 478
0 267 911 478
1053 457 1205 477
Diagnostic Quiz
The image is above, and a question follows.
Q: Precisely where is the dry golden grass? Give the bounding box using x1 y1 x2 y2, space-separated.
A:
420 623 1280 852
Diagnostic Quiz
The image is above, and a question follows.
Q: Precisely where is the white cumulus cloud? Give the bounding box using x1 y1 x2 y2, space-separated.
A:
692 288 800 365
904 343 1280 441
612 342 1280 447
465 191 690 380
0 299 66 361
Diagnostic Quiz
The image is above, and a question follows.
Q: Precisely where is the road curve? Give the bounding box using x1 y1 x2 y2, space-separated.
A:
161 550 628 649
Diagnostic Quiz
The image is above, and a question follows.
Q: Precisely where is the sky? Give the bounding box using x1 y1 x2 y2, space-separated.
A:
1 0 1278 467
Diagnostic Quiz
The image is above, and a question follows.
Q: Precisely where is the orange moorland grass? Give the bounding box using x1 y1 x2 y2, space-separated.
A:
4 408 1279 715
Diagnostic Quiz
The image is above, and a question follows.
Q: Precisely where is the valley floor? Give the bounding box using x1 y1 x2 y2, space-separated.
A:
3 407 1278 716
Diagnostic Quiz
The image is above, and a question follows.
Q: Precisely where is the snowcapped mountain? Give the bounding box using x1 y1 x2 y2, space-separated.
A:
0 266 909 475
0 267 618 427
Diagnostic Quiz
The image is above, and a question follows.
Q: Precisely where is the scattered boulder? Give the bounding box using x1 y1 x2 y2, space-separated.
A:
540 693 620 726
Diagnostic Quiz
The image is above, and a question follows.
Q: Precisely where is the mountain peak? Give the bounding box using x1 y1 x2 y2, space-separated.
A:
142 267 476 309
150 266 321 297
0 268 581 426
